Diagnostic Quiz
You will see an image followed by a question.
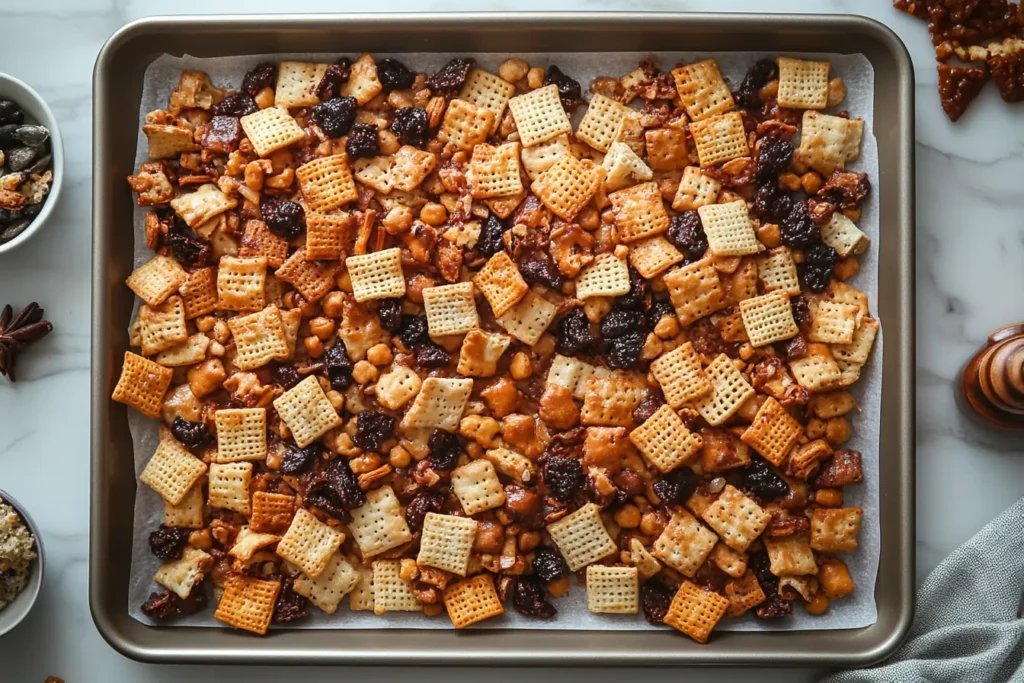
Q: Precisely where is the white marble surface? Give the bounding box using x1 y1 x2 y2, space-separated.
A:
1 0 1022 680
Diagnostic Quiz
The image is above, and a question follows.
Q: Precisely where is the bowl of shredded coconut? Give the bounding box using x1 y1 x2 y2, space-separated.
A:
0 490 42 636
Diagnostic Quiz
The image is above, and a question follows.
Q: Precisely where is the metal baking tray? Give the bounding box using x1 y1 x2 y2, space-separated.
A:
91 12 915 666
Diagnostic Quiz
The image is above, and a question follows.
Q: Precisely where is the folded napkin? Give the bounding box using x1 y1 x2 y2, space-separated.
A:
823 498 1024 683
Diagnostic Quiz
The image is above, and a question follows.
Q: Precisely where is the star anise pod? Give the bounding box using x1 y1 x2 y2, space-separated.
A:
0 302 53 382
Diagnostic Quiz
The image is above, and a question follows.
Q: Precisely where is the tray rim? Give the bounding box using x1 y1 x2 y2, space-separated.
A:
91 11 916 666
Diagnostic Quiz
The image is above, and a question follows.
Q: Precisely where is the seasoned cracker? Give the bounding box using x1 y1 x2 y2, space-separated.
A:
664 580 729 643
304 212 353 261
497 291 558 347
346 247 406 302
372 559 422 614
276 507 345 578
609 181 670 243
508 84 572 147
126 254 187 307
764 534 817 576
451 459 506 516
520 134 571 181
250 491 296 534
473 251 528 317
810 507 863 552
112 351 173 418
170 183 237 229
629 235 684 279
546 503 617 571
756 247 802 295
467 142 523 199
796 110 864 176
672 59 735 121
273 374 342 448
457 329 511 377
789 343 843 391
651 341 712 408
214 575 281 635
214 407 267 463
821 212 870 258
401 376 473 433
138 295 188 356
275 61 329 108
340 53 383 105
444 574 505 628
348 486 413 558
602 140 653 192
417 512 478 576
375 365 422 411
629 404 703 473
700 484 771 553
155 545 212 599
179 267 218 320
163 484 205 529
208 461 253 515
586 565 639 614
296 154 359 213
216 255 267 311
694 354 756 426
833 317 879 365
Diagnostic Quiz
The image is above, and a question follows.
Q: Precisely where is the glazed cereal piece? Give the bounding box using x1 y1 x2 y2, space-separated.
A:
575 253 631 300
689 112 749 168
444 574 505 628
250 491 296 534
214 575 281 635
422 282 479 337
576 93 633 152
710 542 747 579
112 351 173 418
216 256 267 311
586 565 639 614
372 559 423 614
170 183 237 229
644 127 690 171
650 341 712 408
508 84 573 147
740 397 802 466
609 181 670 244
228 527 281 563
795 110 864 176
401 377 474 432
664 258 727 326
239 107 306 157
789 343 843 391
375 365 422 411
664 580 729 644
698 200 763 257
531 154 603 221
764 533 817 576
547 503 617 572
214 408 267 463
274 61 329 108
602 141 653 192
672 166 722 212
776 58 830 110
207 462 253 515
808 300 859 345
820 212 869 258
126 254 187 306
139 427 207 505
629 236 684 279
347 559 374 612
467 142 523 199
163 485 204 529
348 486 413 558
239 219 290 267
810 507 863 552
227 305 290 371
473 251 528 317
416 512 478 576
451 459 506 515
440 99 495 152
296 154 359 213
276 508 345 578
672 59 735 121
154 545 212 599
459 68 516 134
756 248 801 296
294 552 361 614
724 571 766 617
346 247 406 302
629 538 662 580
694 353 755 427
739 291 799 347
700 485 771 553
153 331 209 367
273 375 342 448
178 268 218 319
628 404 703 473
520 134 571 180
832 317 879 365
340 53 383 105
138 296 188 356
653 510 718 577
457 329 511 377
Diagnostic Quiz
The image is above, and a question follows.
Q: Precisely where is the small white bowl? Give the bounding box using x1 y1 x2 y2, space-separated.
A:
0 489 44 637
0 73 64 254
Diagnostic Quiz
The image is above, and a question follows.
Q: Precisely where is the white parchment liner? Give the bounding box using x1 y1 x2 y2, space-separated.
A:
127 51 881 632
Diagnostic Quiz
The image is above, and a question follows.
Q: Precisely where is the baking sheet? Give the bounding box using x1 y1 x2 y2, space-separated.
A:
127 50 881 632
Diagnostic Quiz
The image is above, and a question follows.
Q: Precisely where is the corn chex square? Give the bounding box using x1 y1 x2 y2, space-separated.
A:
444 574 505 628
457 329 511 378
139 427 207 505
810 507 863 552
372 559 422 614
695 353 756 426
764 534 817 576
629 404 703 473
664 258 727 326
808 300 859 344
520 134 571 181
586 565 639 614
163 484 204 529
740 396 802 466
111 351 173 418
700 485 771 553
698 200 763 257
349 486 413 559
217 255 266 311
690 112 749 168
725 570 766 617
711 542 748 579
651 341 712 408
672 166 723 212
214 407 267 463
820 212 870 258
276 251 335 305
756 247 801 295
602 141 653 192
796 110 864 176
389 145 437 192
459 68 516 134
177 267 217 320
833 317 879 365
609 181 670 244
207 461 252 515
467 142 523 199
401 377 473 433
154 545 211 600
274 61 328 108
473 251 528 317
228 527 281 563
227 305 290 371
629 236 684 279
546 503 617 572
580 373 646 427
422 282 479 337
353 156 393 193
485 192 526 220
417 512 478 576
304 212 353 261
653 510 718 577
645 127 690 171
789 343 842 391
508 84 572 147
251 491 296 534
777 57 830 110
497 291 557 346
531 154 603 221
575 253 631 300
240 107 306 158
451 459 505 516
296 154 359 213
441 98 495 152
170 183 237 229
576 93 633 153
239 219 289 268
138 295 187 356
126 254 187 306
664 580 730 644
739 290 799 347
214 575 281 635
672 59 735 122
276 507 345 578
345 247 406 303
294 552 360 615
273 375 341 448
339 53 383 104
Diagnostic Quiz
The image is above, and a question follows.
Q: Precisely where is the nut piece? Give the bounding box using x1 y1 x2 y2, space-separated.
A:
509 352 533 380
459 414 501 448
500 58 529 83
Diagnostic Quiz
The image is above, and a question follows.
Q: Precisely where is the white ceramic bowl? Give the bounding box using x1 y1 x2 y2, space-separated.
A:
0 73 64 253
0 489 44 637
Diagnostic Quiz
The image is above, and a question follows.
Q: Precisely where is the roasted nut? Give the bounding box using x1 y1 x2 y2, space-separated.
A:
509 352 532 380
639 333 663 361
459 414 501 448
350 453 383 475
255 86 275 109
547 575 571 598
420 202 447 227
814 488 843 508
804 592 830 615
473 520 505 553
389 445 412 469
833 257 860 281
526 67 545 90
321 291 346 318
304 335 324 358
825 417 852 445
639 510 667 538
826 77 846 108
614 504 642 529
309 316 336 341
189 528 213 551
584 297 612 324
757 222 782 248
501 413 542 458
383 206 414 235
358 464 393 490
654 315 679 339
352 360 379 384
500 58 529 83
367 343 393 366
187 358 226 398
779 172 801 192
818 559 855 599
800 172 824 195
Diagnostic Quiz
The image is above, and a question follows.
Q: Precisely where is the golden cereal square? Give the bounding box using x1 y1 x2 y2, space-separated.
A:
275 248 335 303
229 527 282 563
575 253 631 300
629 236 684 279
764 534 818 576
294 552 360 615
497 291 557 346
520 134 571 180
348 559 374 611
809 301 859 345
664 580 729 643
473 251 528 317
138 295 188 356
695 354 756 426
251 491 296 534
602 141 653 192
672 166 723 212
653 510 718 577
276 507 345 578
644 127 690 172
796 110 864 176
790 343 843 391
346 247 406 302
690 112 749 168
777 57 830 110
810 507 863 552
821 213 870 258
112 351 173 418
788 438 833 478
274 61 329 108
163 484 205 529
698 200 763 257
651 341 713 408
756 247 802 295
239 219 289 268
672 59 736 121
422 282 479 337
417 512 478 576
629 538 663 580
239 107 306 158
340 53 383 105
178 267 218 320
580 374 645 427
150 324 205 367
214 408 267 463
457 329 511 378
508 84 572 147
610 181 670 244
296 154 359 213
170 183 237 229
441 99 495 152
142 124 197 160
546 503 617 571
586 565 639 614
576 93 632 153
546 354 592 394
207 461 253 515
227 305 290 370
217 255 267 311
372 559 423 614
700 485 771 553
664 258 727 326
444 574 505 628
126 254 187 306
739 290 800 347
349 486 413 558
451 459 506 516
629 404 703 473
353 156 394 194
467 142 523 199
459 68 516 134
740 396 802 466
401 377 473 433
531 154 603 221
828 281 870 319
485 192 526 219
304 212 353 261
391 145 437 192
273 374 342 448
214 575 281 635
375 365 422 411
154 545 211 599
725 570 766 617
139 428 208 505
833 317 879 365
711 542 748 579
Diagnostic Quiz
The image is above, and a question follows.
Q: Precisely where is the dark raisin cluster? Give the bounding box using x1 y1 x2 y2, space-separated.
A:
743 455 790 501
377 298 402 332
280 442 323 475
241 62 275 96
311 97 357 139
390 107 430 148
667 211 709 262
734 58 778 109
414 341 450 368
555 308 598 355
170 416 211 453
605 331 646 370
377 58 416 92
476 214 509 257
426 58 474 94
517 251 563 290
531 547 567 582
315 61 352 101
750 551 791 618
148 525 191 562
640 580 674 625
755 135 794 179
345 123 380 159
272 576 309 623
163 216 211 269
632 391 665 424
304 458 366 518
512 576 557 618
652 467 698 505
545 65 584 112
779 201 819 250
353 411 396 451
142 588 208 620
600 310 646 339
323 342 354 391
261 197 306 240
428 429 462 470
405 491 445 532
542 456 584 501
790 295 812 329
398 314 428 347
614 266 649 311
753 181 793 222
212 92 258 118
270 363 302 390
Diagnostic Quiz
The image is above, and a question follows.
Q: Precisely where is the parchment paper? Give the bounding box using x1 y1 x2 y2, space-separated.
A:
128 51 882 632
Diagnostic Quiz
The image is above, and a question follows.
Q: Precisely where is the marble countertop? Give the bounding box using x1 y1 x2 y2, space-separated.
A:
2 0 1023 680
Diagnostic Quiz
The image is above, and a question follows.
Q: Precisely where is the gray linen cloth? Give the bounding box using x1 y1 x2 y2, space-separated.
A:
823 498 1024 683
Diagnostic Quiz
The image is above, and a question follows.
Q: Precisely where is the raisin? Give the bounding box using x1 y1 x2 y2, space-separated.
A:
744 455 790 501
753 181 793 222
543 456 584 502
399 315 428 347
142 588 208 620
311 97 357 138
272 576 309 623
798 263 832 293
315 61 351 101
476 214 509 257
937 63 989 121
804 242 838 270
734 58 778 109
783 334 808 361
780 202 819 250
212 92 258 117
606 330 645 370
632 392 665 424
648 298 674 325
354 411 396 451
512 576 557 618
614 266 649 311
323 341 354 390
600 310 646 340
556 308 598 355
390 107 430 148
652 467 698 505
322 457 366 511
148 525 190 562
270 363 302 390
426 58 475 95
545 65 584 112
414 341 450 368
280 442 323 475
164 217 211 269
818 171 871 209
640 580 673 625
531 547 567 582
790 295 812 329
261 197 306 240
170 417 211 453
377 58 416 92
241 62 276 97
345 123 380 160
517 250 563 290
755 135 794 179
428 429 462 470
667 211 709 261
750 551 791 619
377 298 402 332
405 491 445 532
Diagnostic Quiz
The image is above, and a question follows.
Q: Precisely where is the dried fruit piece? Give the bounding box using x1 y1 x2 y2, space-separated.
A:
532 546 567 582
667 211 708 261
390 107 430 148
750 551 791 619
345 123 380 160
615 266 649 311
556 308 598 355
734 58 778 109
163 215 211 269
316 60 352 101
354 411 397 451
543 456 584 502
512 575 557 618
606 330 645 369
261 197 306 240
426 58 475 95
212 93 258 117
148 525 191 561
937 63 989 121
743 455 789 501
399 314 428 348
323 341 354 391
414 341 450 368
476 214 509 257
241 63 275 97
755 134 794 179
640 579 673 625
142 588 208 620
780 201 819 250
377 298 402 332
170 416 212 453
428 429 462 470
377 58 416 92
271 363 302 390
753 181 793 222
405 491 445 532
311 97 358 138
273 576 309 623
545 65 584 112
818 170 871 209
280 442 323 475
600 310 647 339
